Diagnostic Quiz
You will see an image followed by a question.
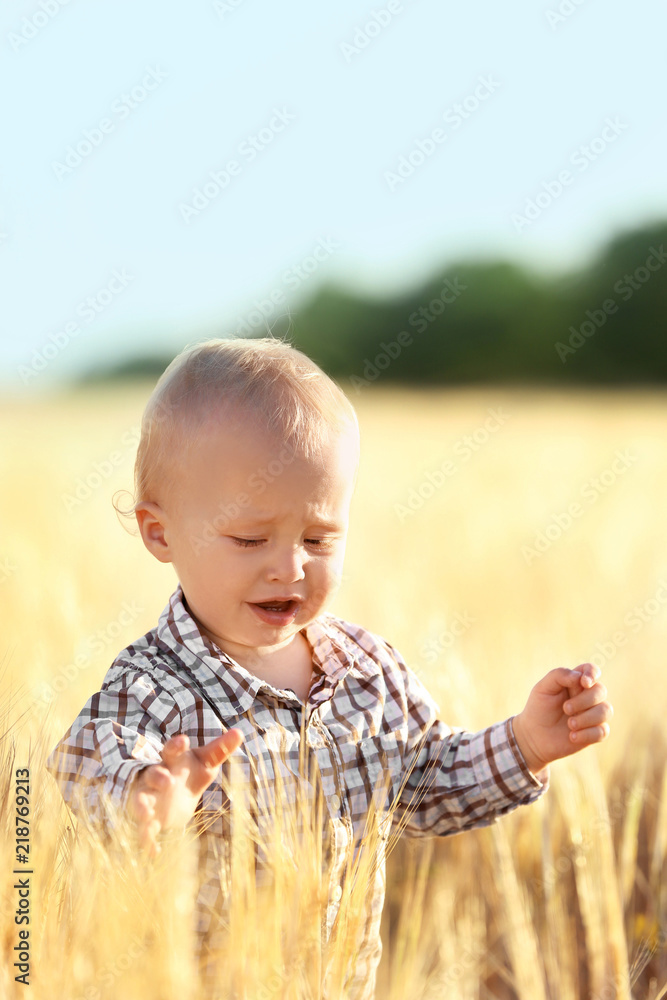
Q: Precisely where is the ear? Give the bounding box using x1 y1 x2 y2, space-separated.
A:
135 501 173 564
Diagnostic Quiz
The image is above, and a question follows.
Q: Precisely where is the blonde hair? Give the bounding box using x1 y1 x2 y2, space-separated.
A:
123 336 359 513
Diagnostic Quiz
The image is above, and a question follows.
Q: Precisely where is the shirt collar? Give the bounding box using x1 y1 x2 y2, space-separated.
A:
155 584 365 711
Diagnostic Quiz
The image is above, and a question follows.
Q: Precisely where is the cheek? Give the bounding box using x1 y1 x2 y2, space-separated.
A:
179 540 245 586
313 555 345 594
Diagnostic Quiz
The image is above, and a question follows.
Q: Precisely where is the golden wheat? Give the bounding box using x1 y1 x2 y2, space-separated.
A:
1 385 666 998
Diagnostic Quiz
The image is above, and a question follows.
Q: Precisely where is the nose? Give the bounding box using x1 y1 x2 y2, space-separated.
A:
266 545 306 585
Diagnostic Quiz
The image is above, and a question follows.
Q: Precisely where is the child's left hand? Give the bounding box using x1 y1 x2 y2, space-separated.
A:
512 663 613 776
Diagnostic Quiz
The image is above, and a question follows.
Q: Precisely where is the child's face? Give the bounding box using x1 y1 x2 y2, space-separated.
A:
138 412 358 665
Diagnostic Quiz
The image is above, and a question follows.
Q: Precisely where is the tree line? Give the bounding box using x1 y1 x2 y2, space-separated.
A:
83 220 667 388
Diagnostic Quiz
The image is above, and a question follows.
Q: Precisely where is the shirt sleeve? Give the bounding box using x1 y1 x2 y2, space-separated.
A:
45 666 182 829
383 641 549 838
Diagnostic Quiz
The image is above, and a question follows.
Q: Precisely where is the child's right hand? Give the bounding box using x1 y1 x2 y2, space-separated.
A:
128 729 244 856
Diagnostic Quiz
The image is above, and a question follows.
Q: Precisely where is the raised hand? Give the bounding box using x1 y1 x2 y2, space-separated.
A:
512 663 613 776
128 729 244 856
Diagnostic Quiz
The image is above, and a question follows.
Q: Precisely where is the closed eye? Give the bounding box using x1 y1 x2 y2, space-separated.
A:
305 537 337 549
231 536 335 549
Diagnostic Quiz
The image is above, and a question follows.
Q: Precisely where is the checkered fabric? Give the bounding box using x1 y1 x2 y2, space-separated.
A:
46 585 548 998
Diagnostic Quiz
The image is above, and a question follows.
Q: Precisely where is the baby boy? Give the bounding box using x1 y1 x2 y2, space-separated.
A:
47 337 612 999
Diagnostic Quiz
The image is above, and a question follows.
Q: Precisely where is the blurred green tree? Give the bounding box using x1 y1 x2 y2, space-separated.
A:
77 220 667 387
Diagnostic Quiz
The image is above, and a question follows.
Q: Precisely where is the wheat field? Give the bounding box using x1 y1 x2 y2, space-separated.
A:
1 384 667 999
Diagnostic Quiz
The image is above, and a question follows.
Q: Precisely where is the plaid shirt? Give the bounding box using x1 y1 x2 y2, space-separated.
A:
46 585 548 998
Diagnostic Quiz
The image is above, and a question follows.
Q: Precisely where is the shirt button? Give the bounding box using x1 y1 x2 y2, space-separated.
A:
330 794 341 811
332 886 342 902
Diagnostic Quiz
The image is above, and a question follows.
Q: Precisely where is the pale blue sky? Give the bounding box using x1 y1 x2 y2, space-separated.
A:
1 0 664 389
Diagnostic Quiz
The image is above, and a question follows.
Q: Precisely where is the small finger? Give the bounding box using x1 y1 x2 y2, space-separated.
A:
569 722 611 745
133 791 151 822
541 668 588 696
142 765 174 791
141 830 161 858
568 703 614 731
161 734 190 761
563 683 608 715
196 728 244 769
577 662 601 688
133 791 155 826
137 813 161 857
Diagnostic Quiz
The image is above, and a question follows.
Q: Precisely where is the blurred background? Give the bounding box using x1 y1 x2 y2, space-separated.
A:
1 0 665 391
2 2 667 997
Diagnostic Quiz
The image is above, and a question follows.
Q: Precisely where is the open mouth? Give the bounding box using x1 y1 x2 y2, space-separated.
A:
248 599 301 626
255 600 296 612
